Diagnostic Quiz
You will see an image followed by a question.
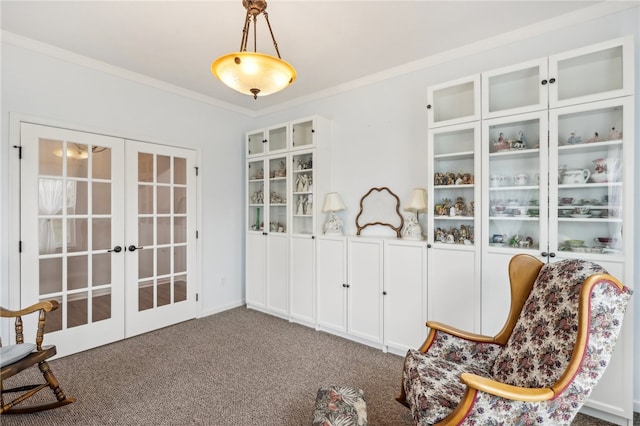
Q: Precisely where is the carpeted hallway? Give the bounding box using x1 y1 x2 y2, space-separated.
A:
1 307 629 425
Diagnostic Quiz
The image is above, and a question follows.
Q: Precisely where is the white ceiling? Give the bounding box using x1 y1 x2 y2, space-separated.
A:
2 1 627 114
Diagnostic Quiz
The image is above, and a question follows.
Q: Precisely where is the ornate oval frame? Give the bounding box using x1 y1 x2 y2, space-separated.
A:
355 187 404 238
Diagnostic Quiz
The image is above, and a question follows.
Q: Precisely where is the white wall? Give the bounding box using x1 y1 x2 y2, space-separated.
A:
1 42 249 317
251 6 640 412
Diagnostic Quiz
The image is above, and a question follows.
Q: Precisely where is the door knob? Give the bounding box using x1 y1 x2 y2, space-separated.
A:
128 245 144 252
108 245 122 253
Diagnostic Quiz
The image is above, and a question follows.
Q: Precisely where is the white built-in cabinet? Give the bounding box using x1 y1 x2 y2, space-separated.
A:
427 36 634 425
427 119 482 333
315 236 427 355
244 36 634 426
245 116 330 324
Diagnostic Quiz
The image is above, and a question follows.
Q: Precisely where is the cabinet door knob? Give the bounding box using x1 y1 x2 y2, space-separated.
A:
541 252 548 257
549 78 556 84
427 244 432 248
549 252 556 258
541 79 548 85
426 104 432 109
128 245 143 252
108 245 122 253
382 291 387 295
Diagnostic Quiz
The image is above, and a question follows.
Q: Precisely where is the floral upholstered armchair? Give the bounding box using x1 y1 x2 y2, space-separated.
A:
397 254 633 425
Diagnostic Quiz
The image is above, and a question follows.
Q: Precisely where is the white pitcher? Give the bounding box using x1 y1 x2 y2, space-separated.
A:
562 168 590 184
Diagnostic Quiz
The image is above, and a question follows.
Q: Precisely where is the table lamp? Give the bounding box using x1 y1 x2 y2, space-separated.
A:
403 188 427 240
322 192 346 235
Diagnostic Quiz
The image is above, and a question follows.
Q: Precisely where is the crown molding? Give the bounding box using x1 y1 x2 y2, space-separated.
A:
1 30 258 117
255 1 638 116
2 2 637 119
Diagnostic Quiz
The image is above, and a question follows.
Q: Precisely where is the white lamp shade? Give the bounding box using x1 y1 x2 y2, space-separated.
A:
322 192 346 212
405 188 427 212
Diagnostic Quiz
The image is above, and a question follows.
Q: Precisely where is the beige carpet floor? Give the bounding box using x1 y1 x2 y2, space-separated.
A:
1 306 635 425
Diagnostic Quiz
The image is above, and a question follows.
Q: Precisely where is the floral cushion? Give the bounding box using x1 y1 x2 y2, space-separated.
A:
491 259 607 388
403 349 493 425
312 386 367 426
460 280 632 425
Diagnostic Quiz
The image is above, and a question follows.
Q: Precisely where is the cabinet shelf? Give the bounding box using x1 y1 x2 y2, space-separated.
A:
431 242 476 250
293 168 313 173
434 184 474 189
489 148 540 160
557 139 622 153
434 151 474 161
434 215 474 221
489 185 538 192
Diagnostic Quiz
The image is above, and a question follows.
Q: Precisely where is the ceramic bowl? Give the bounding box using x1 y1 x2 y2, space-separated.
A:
595 237 613 245
565 239 585 247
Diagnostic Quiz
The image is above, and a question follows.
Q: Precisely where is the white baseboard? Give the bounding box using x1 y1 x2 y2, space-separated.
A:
199 300 245 318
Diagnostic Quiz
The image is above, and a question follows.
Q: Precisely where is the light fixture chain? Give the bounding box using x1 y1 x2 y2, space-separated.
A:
252 14 258 53
240 9 251 52
262 11 282 59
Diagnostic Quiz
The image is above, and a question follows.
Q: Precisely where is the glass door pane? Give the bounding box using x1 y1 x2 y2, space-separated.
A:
291 151 314 234
135 152 189 311
485 113 546 252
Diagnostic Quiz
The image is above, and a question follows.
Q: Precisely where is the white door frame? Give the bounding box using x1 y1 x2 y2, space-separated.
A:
6 113 202 349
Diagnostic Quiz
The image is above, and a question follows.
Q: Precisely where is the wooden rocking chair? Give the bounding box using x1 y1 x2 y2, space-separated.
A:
1 300 75 414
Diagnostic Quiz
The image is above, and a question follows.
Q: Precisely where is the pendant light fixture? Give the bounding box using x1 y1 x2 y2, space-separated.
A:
211 0 296 99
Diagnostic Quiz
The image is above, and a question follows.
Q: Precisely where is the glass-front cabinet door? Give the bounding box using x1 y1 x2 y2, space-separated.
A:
267 125 287 154
246 124 288 157
482 58 548 119
291 118 316 150
247 159 265 232
247 130 265 157
291 150 314 235
246 154 289 234
483 111 548 255
429 122 480 248
267 155 288 234
549 97 632 261
548 36 632 108
427 74 480 128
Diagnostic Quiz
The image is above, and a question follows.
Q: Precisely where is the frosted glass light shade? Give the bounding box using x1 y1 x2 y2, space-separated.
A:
405 188 427 212
211 52 296 99
322 192 346 212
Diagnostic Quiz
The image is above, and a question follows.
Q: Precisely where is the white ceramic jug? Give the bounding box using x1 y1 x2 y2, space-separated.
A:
562 168 590 184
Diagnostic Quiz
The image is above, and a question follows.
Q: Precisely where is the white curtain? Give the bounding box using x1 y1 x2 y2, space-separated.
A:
38 179 65 253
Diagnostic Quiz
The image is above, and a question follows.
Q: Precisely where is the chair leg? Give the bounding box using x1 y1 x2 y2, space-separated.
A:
38 360 69 403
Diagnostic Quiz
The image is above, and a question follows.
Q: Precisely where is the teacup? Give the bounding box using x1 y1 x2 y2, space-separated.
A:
561 168 590 184
514 174 529 186
489 175 501 187
561 197 574 205
575 207 590 215
492 234 506 244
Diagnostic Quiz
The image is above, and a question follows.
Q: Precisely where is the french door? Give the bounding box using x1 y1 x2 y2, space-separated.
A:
19 123 197 357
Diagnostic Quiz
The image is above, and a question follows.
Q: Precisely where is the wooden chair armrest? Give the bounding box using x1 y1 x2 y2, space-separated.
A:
427 321 496 344
460 373 554 402
434 375 554 425
0 300 59 318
